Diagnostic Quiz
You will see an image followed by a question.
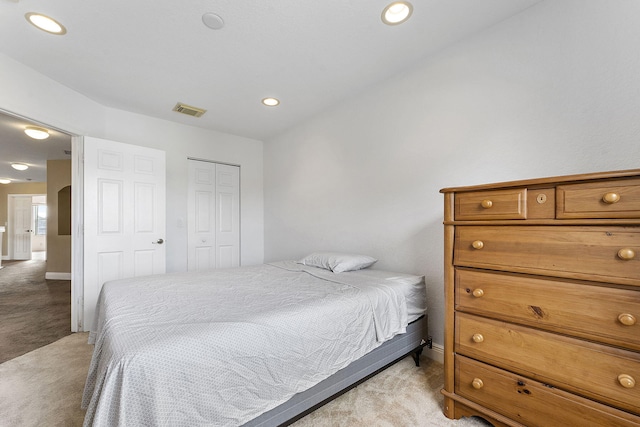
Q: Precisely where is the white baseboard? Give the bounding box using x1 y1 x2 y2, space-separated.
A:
45 272 72 280
424 342 444 364
1 255 8 260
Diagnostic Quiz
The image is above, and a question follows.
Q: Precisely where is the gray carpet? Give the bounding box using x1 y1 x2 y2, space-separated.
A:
0 259 72 364
0 333 491 427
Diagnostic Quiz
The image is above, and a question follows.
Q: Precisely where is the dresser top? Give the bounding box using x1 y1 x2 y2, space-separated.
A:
440 168 640 194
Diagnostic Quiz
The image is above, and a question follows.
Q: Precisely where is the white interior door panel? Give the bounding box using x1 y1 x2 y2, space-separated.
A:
10 196 32 260
83 137 166 331
188 160 239 271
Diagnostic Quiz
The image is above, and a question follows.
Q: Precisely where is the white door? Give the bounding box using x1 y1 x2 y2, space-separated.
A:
11 196 33 260
188 160 216 271
187 160 239 271
83 136 166 331
215 164 240 268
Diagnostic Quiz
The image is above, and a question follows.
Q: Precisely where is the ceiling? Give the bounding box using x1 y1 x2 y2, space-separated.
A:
0 0 542 183
0 113 71 183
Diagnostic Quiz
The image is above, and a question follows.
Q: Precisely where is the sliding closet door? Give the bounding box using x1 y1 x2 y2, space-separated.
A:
215 164 240 268
187 160 239 271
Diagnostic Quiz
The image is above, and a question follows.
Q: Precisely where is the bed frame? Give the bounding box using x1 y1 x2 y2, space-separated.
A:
244 315 429 426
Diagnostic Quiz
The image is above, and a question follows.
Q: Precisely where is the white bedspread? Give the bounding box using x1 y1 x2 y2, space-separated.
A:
82 261 422 426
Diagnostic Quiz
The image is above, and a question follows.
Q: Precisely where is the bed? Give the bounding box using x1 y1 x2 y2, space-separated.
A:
81 254 428 426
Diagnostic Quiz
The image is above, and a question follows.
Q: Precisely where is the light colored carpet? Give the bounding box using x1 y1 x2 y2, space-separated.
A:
0 333 92 427
290 356 491 427
0 333 490 426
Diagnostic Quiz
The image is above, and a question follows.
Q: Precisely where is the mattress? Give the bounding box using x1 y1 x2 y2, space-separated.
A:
81 261 426 426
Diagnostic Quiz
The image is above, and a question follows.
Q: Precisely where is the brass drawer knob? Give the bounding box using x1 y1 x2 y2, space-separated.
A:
617 248 636 260
472 378 484 389
472 240 484 250
618 374 636 389
472 289 484 298
472 333 484 343
618 313 637 326
481 199 493 209
602 192 621 204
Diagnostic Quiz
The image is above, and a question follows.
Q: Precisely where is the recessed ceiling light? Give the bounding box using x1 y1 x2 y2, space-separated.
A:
381 2 413 25
0 179 11 185
25 12 67 35
11 163 29 171
262 98 280 107
24 126 50 140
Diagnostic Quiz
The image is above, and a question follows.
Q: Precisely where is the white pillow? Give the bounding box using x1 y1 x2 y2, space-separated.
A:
298 252 377 273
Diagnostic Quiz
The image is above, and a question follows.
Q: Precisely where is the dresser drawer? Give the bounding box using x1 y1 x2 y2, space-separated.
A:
455 226 640 287
455 189 527 220
557 178 640 219
456 313 640 414
455 269 640 351
456 355 640 427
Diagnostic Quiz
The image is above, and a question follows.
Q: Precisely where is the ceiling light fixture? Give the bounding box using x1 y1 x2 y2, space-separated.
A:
262 98 280 107
202 13 225 30
0 179 11 185
381 2 413 25
25 12 67 35
24 126 50 140
11 163 29 171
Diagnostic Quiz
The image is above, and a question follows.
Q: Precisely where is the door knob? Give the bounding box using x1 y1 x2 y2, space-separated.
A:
153 238 164 245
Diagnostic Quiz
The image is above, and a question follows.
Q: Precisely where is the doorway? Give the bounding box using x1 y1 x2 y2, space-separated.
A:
7 194 36 260
0 109 76 344
7 194 48 261
31 196 47 259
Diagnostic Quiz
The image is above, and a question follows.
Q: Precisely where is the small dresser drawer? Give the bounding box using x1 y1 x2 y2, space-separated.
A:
456 313 640 415
557 178 640 219
456 355 640 427
455 226 640 286
455 189 527 220
455 269 640 351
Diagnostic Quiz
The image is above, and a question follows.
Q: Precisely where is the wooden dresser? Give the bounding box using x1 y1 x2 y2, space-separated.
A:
440 169 640 426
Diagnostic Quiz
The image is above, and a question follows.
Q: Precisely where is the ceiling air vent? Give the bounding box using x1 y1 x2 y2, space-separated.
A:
172 102 207 118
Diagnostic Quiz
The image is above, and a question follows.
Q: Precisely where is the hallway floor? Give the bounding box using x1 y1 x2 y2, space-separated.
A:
0 258 71 363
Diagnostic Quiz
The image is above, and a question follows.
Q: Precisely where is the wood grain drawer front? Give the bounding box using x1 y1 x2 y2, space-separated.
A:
456 355 640 427
557 178 640 219
455 226 640 287
455 189 527 220
455 269 640 351
456 313 640 415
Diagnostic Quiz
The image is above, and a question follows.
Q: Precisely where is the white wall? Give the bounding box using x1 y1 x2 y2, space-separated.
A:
102 108 264 271
0 53 265 272
263 0 640 348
